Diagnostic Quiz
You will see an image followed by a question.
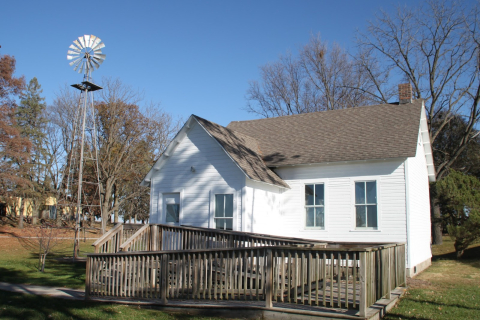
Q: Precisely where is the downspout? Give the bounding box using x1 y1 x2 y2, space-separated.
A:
404 158 412 273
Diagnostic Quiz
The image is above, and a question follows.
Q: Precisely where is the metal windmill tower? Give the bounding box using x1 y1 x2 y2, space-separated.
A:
66 35 106 259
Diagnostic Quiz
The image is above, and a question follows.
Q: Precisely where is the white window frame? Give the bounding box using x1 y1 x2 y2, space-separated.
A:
304 183 326 230
209 188 237 231
158 190 183 225
353 180 378 230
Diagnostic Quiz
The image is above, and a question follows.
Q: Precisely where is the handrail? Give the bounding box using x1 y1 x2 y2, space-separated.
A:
120 224 150 251
92 223 124 253
92 223 123 247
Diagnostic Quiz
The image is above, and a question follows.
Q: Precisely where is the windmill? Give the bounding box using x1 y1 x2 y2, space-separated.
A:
66 35 106 259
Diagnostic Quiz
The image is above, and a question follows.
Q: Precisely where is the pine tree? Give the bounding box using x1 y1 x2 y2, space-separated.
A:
435 170 480 258
16 77 49 223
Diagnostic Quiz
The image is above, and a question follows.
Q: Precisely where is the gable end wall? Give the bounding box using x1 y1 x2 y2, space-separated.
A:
150 121 245 228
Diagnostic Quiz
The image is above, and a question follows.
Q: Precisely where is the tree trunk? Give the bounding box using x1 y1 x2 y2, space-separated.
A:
18 202 24 229
431 195 443 245
39 253 47 272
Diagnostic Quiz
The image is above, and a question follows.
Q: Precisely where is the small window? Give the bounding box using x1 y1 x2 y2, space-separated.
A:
214 194 233 230
305 184 325 228
164 193 180 223
355 181 377 229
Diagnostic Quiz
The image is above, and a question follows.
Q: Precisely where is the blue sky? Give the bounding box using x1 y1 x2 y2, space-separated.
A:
2 0 420 126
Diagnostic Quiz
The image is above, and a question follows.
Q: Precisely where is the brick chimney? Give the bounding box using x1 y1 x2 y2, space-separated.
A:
399 83 412 104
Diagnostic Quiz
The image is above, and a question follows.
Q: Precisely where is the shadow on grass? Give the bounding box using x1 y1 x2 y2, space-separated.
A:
0 255 86 289
407 296 480 311
433 245 480 263
0 290 222 320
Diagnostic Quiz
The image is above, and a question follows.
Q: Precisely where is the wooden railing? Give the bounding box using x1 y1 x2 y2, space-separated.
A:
119 224 326 252
86 243 406 317
92 223 143 253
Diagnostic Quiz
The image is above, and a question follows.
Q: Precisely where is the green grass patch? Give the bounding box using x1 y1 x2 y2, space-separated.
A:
0 290 226 320
0 230 94 289
384 237 480 320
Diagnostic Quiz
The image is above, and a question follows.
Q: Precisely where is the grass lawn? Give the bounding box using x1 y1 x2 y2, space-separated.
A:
0 290 226 320
384 237 480 320
1 224 479 319
0 225 96 289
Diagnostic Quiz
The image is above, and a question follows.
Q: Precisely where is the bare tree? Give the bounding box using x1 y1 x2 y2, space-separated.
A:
50 78 179 234
246 35 378 118
355 0 480 244
20 223 69 272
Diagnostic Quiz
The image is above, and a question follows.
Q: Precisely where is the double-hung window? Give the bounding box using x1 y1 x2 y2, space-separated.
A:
305 184 325 228
355 181 377 229
214 194 233 230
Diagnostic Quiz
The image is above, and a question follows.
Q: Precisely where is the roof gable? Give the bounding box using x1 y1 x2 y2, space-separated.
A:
141 115 290 188
227 100 424 167
194 116 290 188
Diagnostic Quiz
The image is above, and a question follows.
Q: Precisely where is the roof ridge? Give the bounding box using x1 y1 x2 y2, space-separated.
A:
227 100 423 126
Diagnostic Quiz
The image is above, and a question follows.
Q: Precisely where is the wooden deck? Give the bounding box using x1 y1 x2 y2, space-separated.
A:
87 224 406 319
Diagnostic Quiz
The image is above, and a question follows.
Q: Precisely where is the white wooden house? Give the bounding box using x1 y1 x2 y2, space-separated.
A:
141 85 435 277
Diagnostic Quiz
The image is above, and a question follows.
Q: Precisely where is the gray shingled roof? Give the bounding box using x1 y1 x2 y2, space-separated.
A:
194 116 290 188
227 100 423 167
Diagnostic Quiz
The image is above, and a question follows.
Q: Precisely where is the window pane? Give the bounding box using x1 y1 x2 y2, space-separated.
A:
225 219 233 231
215 218 225 229
315 207 324 228
367 205 378 228
224 194 233 217
166 204 179 223
315 184 324 206
356 205 366 228
355 182 365 204
366 182 376 204
215 194 224 217
306 207 314 227
305 185 314 206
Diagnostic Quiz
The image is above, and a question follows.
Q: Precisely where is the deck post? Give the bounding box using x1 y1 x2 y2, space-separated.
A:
150 225 158 251
161 253 168 304
359 251 367 318
386 247 391 299
265 248 273 308
85 256 91 300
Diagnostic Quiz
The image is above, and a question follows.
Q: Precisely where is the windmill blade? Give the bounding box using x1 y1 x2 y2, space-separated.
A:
69 44 82 53
67 55 81 62
78 36 86 49
69 58 82 67
73 59 82 71
74 39 83 50
93 49 103 55
71 42 83 51
91 58 100 69
93 53 106 60
84 35 91 48
79 61 85 74
92 56 104 65
88 59 95 72
92 41 105 51
91 37 101 50
67 50 81 56
89 35 97 48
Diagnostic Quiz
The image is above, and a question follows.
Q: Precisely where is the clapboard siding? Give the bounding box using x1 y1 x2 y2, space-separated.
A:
244 179 284 234
150 120 245 229
405 131 432 269
273 159 408 243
